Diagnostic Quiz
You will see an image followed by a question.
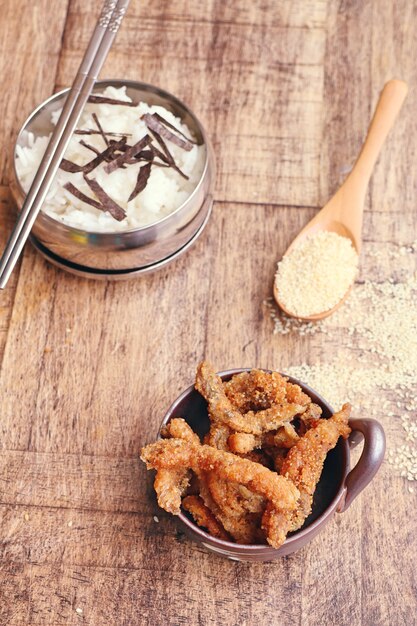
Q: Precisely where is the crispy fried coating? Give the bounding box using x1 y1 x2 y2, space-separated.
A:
141 438 299 509
228 423 299 454
141 364 353 550
153 468 190 514
155 418 200 513
225 370 311 412
261 502 294 549
281 403 352 531
195 362 306 435
203 422 231 450
224 370 288 411
205 472 265 517
141 437 299 546
299 402 323 432
182 495 230 540
198 473 263 544
160 417 200 444
227 432 257 454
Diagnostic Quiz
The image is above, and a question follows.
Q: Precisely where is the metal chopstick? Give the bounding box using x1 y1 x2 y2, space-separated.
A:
0 0 130 289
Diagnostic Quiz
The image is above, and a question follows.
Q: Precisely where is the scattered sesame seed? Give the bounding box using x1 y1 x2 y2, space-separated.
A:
153 515 159 523
266 239 417 489
68 520 73 527
75 608 83 615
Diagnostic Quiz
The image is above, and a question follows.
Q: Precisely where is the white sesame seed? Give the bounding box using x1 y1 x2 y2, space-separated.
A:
266 240 417 490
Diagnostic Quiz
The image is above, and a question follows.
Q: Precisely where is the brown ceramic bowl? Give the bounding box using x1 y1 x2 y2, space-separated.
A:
158 368 385 562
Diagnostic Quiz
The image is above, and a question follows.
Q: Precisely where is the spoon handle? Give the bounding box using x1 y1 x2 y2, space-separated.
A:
348 79 408 187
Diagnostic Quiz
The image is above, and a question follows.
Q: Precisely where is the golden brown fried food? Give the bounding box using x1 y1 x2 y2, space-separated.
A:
154 468 190 514
228 423 299 454
227 432 257 454
299 402 323 432
205 472 265 517
182 495 230 540
141 437 299 547
267 423 300 449
141 439 298 508
224 370 288 411
160 417 200 444
141 364 353 550
225 369 311 411
281 403 352 531
156 418 201 513
203 422 231 450
261 502 294 549
198 473 264 544
195 362 306 435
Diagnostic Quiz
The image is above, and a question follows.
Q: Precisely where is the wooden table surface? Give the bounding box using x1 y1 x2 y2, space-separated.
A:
0 1 416 624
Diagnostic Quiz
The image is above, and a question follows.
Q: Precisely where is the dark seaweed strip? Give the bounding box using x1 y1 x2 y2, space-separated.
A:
75 129 132 137
141 113 194 151
128 162 153 202
83 175 126 221
150 131 189 180
153 112 198 146
79 140 101 156
59 138 127 174
60 159 84 173
63 182 103 210
148 144 173 167
92 113 109 147
79 140 119 164
104 135 152 174
83 138 127 174
87 95 137 107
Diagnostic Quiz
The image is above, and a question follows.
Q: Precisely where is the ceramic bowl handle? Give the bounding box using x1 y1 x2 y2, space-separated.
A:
337 418 386 513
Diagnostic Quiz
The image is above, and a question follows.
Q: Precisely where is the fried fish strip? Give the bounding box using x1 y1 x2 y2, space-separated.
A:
299 402 323 432
281 403 352 531
228 423 300 454
160 417 200 444
156 418 199 513
141 437 299 546
224 370 288 411
154 468 190 514
203 422 231 450
205 472 265 517
198 473 262 544
182 495 230 540
261 503 294 549
195 362 306 435
141 439 298 509
225 370 311 412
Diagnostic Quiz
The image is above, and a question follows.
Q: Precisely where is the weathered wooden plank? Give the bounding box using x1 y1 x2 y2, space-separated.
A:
0 0 70 185
0 0 416 624
0 203 315 455
0 451 145 513
0 558 301 626
68 0 329 29
54 3 327 207
361 466 417 626
0 188 20 365
0 202 212 454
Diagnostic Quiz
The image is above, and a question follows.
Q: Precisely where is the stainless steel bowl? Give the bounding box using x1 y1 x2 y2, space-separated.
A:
11 79 215 272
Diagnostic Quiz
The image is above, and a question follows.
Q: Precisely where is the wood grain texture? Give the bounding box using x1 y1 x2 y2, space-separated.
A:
0 0 416 625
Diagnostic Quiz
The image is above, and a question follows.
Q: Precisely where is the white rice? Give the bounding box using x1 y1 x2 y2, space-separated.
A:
15 86 206 232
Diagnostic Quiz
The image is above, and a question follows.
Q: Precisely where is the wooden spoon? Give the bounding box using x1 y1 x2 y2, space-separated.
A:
274 79 408 321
